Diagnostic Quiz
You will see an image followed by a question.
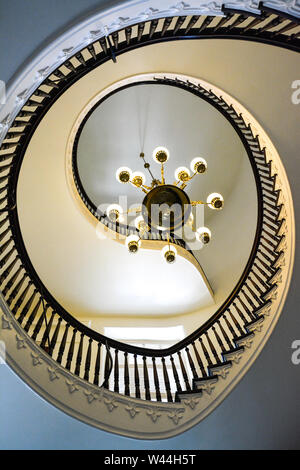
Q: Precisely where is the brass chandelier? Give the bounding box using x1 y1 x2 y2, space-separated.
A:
107 147 224 263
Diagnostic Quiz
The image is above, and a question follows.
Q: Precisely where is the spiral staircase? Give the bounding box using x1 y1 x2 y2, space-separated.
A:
0 1 297 439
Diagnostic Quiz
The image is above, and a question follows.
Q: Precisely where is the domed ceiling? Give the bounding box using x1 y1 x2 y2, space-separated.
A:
77 83 244 219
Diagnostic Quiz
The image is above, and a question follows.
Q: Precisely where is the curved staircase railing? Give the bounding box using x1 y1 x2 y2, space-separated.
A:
0 3 292 403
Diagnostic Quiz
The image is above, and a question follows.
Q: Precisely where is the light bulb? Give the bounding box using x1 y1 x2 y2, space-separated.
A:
161 244 177 264
131 171 146 187
134 215 148 232
152 146 170 164
190 157 207 174
106 204 124 222
207 192 224 210
196 227 211 244
174 166 191 182
125 234 141 254
116 166 132 184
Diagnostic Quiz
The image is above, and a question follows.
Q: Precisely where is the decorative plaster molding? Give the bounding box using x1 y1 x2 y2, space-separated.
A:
226 0 300 15
65 380 80 394
1 0 299 146
224 349 244 364
1 314 12 330
104 397 118 412
15 335 27 350
84 390 102 403
146 409 162 422
47 367 60 382
125 405 141 418
236 334 254 349
197 378 218 395
182 397 199 409
210 362 232 379
31 352 43 366
168 409 185 425
247 317 265 333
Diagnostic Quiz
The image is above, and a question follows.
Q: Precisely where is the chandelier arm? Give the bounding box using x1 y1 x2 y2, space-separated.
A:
181 172 197 188
173 171 197 188
161 163 165 185
142 184 153 190
130 181 148 194
139 225 147 238
167 232 170 249
191 200 206 206
124 206 142 215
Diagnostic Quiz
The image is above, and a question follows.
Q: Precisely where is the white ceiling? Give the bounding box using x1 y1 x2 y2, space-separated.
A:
77 82 245 221
17 40 259 326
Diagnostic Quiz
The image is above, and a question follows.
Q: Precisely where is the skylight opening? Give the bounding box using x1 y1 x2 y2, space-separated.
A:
104 325 185 342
